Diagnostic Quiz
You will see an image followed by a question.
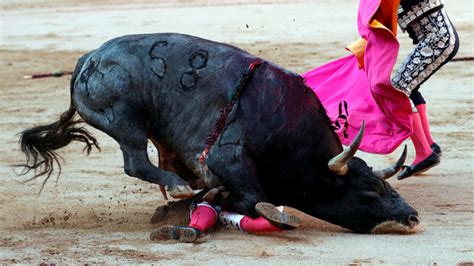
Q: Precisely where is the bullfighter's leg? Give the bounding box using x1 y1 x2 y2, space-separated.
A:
150 202 218 243
150 202 301 243
220 203 300 233
393 4 459 178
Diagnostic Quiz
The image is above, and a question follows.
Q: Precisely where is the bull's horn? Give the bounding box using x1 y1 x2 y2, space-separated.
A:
328 121 365 175
374 145 407 180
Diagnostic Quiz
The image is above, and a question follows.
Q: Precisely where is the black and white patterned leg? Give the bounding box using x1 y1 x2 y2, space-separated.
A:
392 8 459 95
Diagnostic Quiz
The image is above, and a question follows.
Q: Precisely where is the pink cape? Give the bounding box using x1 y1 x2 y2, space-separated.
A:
302 0 412 154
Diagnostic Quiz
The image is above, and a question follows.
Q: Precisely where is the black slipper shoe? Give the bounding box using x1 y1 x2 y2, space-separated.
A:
255 202 301 230
431 143 442 156
150 225 201 243
397 152 440 180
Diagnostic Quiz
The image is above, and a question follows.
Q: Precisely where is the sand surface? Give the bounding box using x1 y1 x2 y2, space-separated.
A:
0 0 473 264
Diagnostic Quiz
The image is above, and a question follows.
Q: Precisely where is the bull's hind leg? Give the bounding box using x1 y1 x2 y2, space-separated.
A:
120 136 194 199
73 56 193 198
75 103 193 199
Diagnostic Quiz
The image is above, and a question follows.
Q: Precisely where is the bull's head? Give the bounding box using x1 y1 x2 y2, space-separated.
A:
302 122 420 234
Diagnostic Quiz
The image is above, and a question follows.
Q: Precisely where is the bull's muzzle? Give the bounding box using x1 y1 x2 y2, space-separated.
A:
371 213 421 234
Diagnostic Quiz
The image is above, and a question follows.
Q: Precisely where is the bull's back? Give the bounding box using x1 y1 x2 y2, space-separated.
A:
73 33 259 159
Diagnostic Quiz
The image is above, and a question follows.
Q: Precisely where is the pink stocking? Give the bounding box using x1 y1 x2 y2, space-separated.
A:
188 202 218 231
410 112 432 166
416 104 435 145
219 210 282 233
240 216 282 233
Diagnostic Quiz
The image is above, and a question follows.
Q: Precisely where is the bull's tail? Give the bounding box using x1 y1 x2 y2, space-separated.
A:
17 67 100 191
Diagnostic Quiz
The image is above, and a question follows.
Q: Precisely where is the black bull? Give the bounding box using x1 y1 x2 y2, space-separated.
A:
19 33 419 233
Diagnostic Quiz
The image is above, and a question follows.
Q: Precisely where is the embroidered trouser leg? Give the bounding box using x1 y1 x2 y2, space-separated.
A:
392 8 460 96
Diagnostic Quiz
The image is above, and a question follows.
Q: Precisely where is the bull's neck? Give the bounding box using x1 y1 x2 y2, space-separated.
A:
253 64 344 204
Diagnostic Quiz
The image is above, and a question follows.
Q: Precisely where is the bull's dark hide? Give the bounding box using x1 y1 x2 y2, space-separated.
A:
18 33 419 233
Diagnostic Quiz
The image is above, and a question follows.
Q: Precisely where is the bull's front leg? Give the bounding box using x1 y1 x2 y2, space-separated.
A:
205 130 266 217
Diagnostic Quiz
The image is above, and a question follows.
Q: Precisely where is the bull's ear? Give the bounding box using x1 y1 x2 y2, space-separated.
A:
328 121 365 175
374 145 407 180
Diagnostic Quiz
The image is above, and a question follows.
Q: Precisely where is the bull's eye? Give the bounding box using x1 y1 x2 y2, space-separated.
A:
364 184 385 196
362 188 381 198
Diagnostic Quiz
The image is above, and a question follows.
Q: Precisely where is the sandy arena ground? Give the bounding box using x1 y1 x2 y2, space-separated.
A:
0 0 473 264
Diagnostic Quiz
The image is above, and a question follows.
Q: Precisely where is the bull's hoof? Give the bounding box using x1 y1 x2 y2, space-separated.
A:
255 202 301 230
202 186 227 203
202 188 220 203
168 185 195 199
150 225 201 243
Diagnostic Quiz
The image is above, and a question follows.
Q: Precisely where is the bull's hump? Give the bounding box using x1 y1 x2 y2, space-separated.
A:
97 33 258 78
99 33 253 58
